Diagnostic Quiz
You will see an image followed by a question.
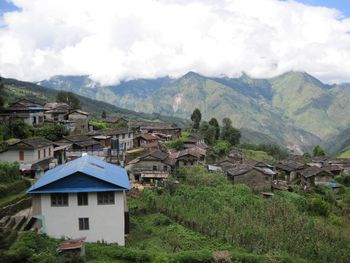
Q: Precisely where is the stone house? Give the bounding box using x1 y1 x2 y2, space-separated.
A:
134 134 160 148
227 164 276 192
68 110 89 133
27 154 130 244
275 161 306 182
89 128 134 152
171 148 204 168
0 138 55 177
44 102 70 121
300 166 334 188
126 150 173 184
129 120 181 140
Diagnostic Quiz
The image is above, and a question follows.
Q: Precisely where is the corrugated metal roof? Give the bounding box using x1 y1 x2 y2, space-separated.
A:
27 155 130 193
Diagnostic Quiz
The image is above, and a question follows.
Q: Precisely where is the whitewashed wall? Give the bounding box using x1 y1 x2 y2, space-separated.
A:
40 191 126 245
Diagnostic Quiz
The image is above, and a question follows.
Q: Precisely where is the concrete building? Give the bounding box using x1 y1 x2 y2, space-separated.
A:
27 155 130 245
0 138 55 177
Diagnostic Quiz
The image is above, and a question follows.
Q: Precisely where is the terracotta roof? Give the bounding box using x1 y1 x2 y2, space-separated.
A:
57 237 86 252
141 142 159 149
140 134 160 141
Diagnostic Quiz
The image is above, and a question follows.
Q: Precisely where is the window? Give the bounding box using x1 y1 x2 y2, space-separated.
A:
79 218 89 230
51 193 68 206
49 148 52 156
164 166 168 171
153 165 157 171
43 149 46 158
97 192 115 205
122 134 125 139
38 150 41 159
77 193 88 206
19 151 24 161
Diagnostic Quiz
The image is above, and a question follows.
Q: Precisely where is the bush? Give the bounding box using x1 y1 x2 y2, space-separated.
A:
33 124 67 141
0 162 22 183
308 197 331 217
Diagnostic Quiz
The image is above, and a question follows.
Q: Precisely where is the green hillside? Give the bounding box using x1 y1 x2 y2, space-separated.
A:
2 78 190 127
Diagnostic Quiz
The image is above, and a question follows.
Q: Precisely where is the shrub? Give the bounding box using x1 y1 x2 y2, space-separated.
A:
0 179 31 199
308 197 331 217
0 162 21 183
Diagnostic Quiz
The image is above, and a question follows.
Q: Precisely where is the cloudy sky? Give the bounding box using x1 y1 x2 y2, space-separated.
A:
0 0 350 85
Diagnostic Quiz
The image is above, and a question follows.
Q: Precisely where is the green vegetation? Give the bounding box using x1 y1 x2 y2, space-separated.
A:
221 118 241 146
89 119 109 130
338 149 350 158
313 145 326 157
0 231 83 263
33 123 67 141
140 167 350 263
240 143 289 160
190 108 202 130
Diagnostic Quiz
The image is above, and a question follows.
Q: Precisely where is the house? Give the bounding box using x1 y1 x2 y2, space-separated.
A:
0 138 55 177
170 148 204 168
328 158 350 174
44 102 70 121
275 161 306 182
130 120 181 140
68 110 89 133
134 134 160 148
0 99 47 126
53 143 70 165
126 150 173 184
92 135 112 148
27 155 130 244
58 135 103 159
299 166 334 188
227 164 276 192
228 148 244 163
183 134 208 149
89 128 134 152
216 158 237 172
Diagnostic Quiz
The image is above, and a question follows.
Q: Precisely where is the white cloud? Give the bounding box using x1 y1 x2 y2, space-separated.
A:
0 0 350 84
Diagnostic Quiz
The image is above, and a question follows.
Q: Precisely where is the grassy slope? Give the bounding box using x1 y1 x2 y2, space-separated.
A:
338 150 350 158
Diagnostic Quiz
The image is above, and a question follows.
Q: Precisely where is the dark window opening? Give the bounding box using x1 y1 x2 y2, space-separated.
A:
153 165 157 171
77 192 88 206
97 192 115 205
51 193 68 206
79 217 89 230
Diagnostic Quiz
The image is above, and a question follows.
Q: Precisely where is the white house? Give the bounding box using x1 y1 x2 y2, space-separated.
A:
27 155 130 245
0 138 55 177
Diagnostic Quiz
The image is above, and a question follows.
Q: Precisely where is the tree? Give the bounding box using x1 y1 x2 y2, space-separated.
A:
0 77 5 110
190 108 201 130
56 91 81 110
313 145 326 157
199 121 216 145
101 111 107 119
209 117 220 140
9 120 32 139
221 117 241 146
213 140 231 156
33 124 67 141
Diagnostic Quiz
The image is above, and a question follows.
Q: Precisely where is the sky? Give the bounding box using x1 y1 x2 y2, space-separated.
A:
0 0 350 85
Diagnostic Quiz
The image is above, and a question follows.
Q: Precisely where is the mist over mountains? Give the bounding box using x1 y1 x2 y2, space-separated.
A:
37 71 350 153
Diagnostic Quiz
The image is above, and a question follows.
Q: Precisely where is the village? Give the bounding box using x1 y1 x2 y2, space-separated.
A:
0 97 350 262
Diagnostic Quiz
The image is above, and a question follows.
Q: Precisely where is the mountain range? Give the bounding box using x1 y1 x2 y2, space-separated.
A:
37 71 350 154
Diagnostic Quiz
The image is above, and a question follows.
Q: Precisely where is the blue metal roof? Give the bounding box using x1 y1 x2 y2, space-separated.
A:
28 155 130 194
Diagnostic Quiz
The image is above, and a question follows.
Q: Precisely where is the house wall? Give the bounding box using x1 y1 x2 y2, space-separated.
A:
232 170 272 192
39 191 126 245
68 113 88 133
128 160 171 175
114 132 134 151
0 145 53 164
177 156 199 168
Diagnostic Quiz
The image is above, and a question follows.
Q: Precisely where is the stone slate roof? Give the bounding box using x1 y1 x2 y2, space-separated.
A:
299 166 332 178
128 149 173 166
276 161 306 172
5 99 47 112
130 120 179 129
101 116 127 123
227 164 276 177
8 137 54 150
89 128 130 136
140 134 160 141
